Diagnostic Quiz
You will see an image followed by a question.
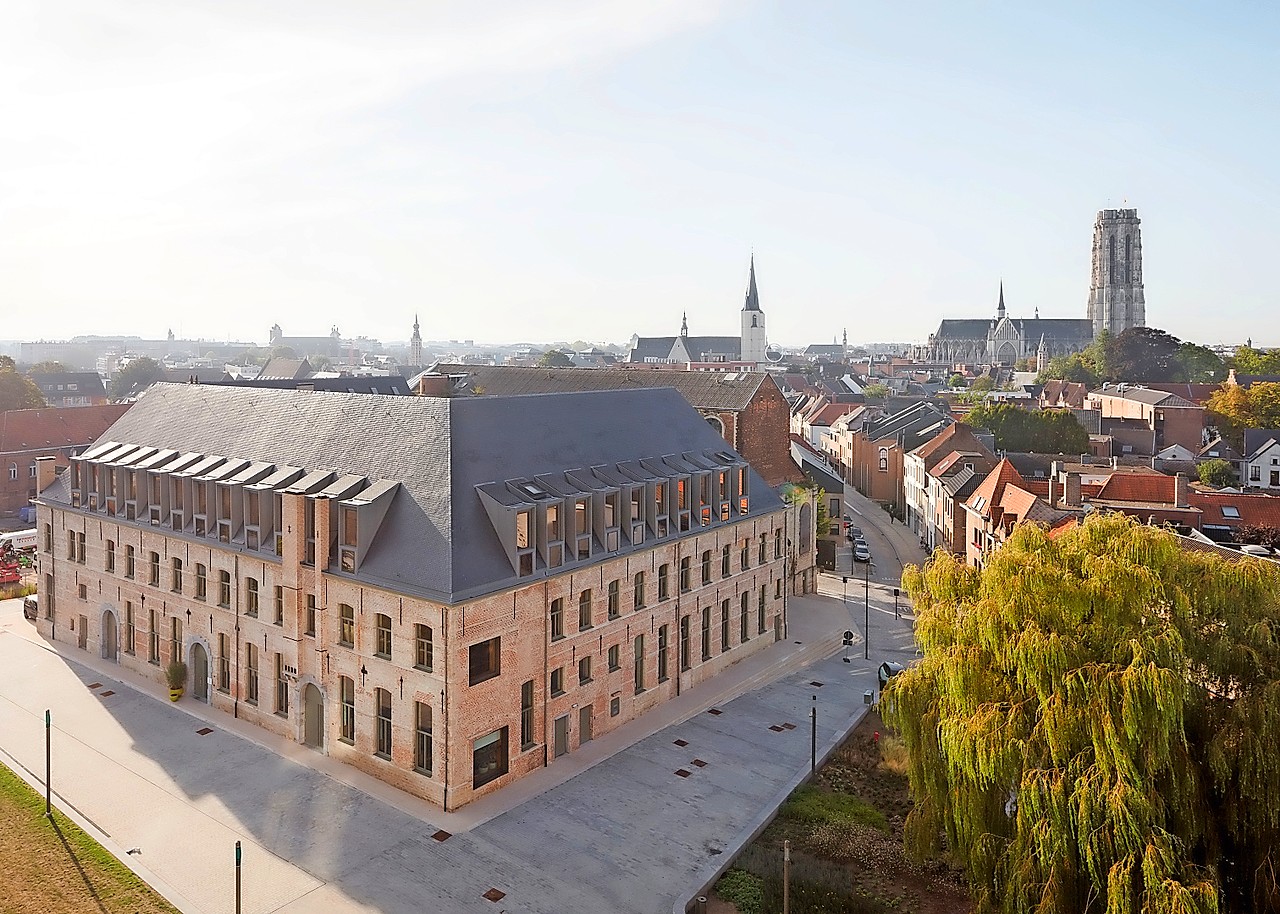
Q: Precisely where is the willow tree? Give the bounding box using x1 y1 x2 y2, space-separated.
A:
883 513 1280 914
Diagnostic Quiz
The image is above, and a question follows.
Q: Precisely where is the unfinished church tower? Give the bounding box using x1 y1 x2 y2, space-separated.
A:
1086 208 1146 336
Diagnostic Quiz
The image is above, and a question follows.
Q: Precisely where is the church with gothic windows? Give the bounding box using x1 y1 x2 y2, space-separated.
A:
917 209 1147 367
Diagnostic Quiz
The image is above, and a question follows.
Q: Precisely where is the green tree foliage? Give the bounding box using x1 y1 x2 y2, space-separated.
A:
967 402 1089 454
970 376 995 393
1102 327 1185 382
1177 343 1226 383
884 513 1280 914
109 357 163 400
1037 351 1102 387
1038 330 1224 386
537 349 575 368
1196 458 1236 488
0 360 45 411
948 374 966 388
862 382 890 399
1205 382 1280 447
27 360 67 374
1231 346 1280 375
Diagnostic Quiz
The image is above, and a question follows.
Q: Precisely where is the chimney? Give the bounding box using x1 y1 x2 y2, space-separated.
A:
1065 472 1082 508
1174 473 1189 508
1048 475 1058 507
416 374 451 397
35 456 57 495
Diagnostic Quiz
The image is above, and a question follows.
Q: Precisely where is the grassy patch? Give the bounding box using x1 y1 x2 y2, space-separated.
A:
781 785 888 831
715 868 764 914
879 735 910 776
0 761 179 914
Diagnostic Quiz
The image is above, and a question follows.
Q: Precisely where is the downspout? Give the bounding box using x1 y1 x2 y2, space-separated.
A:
543 579 550 766
442 606 449 810
233 554 241 719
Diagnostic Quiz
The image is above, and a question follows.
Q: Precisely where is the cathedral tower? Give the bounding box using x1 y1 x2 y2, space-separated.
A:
1086 209 1146 336
410 314 422 366
740 255 768 365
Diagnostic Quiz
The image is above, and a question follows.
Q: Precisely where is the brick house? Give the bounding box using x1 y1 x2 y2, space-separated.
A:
1 404 131 516
1087 384 1206 455
29 372 109 408
35 384 791 810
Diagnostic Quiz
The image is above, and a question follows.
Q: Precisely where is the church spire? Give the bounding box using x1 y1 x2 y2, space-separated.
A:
410 313 422 366
743 255 761 312
680 312 688 338
997 280 1006 320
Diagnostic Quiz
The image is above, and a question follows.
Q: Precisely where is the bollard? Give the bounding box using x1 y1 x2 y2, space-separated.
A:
694 895 708 914
44 709 51 818
235 840 242 914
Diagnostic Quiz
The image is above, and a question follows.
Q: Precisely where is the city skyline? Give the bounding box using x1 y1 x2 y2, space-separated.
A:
4 2 1277 348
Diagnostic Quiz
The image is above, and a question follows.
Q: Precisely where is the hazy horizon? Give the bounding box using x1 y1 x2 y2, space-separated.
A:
4 2 1277 348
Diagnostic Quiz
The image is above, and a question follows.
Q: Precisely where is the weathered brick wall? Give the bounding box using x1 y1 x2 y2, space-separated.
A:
739 383 803 488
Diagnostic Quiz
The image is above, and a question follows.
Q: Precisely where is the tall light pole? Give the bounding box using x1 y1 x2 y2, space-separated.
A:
863 561 874 660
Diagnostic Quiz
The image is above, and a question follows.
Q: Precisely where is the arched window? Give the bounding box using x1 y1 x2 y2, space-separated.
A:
878 447 889 472
1108 234 1117 279
705 415 725 436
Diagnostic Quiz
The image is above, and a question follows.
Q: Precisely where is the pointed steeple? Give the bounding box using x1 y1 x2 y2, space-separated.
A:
680 312 688 338
997 280 1006 320
743 255 761 312
411 313 422 342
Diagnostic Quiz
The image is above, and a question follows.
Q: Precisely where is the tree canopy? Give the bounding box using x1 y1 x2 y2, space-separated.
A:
1038 328 1225 386
884 513 1280 914
109 357 163 400
1196 458 1236 488
27 360 68 374
0 360 45 411
1231 346 1280 375
1205 382 1280 447
537 349 575 368
967 402 1089 454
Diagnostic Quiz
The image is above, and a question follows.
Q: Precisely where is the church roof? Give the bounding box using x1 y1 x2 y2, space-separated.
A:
932 319 992 340
1013 319 1094 340
628 337 679 362
743 256 761 312
681 336 743 360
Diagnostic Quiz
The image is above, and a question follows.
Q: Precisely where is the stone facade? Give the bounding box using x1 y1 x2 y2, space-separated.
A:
1086 208 1145 336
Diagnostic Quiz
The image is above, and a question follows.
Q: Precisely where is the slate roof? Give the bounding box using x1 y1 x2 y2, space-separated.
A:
42 383 781 603
29 372 107 400
1 404 132 453
215 376 412 396
628 337 678 363
258 358 313 380
429 364 773 412
680 336 743 361
932 319 992 340
1243 429 1280 459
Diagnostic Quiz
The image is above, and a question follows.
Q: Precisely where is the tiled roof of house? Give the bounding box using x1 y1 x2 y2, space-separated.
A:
1094 473 1179 504
1093 385 1198 408
41 383 782 604
0 404 132 453
967 458 1024 515
429 364 773 412
29 372 107 400
1189 491 1280 529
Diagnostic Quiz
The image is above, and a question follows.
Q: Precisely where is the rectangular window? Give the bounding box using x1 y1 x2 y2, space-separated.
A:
148 551 159 585
741 540 750 570
217 633 230 691
342 507 358 547
520 680 535 749
721 599 730 651
105 540 115 573
547 503 560 540
76 533 85 565
551 667 565 697
658 564 669 601
78 583 87 600
195 563 206 600
759 534 767 565
275 653 289 717
680 557 691 592
43 523 52 553
273 585 284 626
516 510 531 549
721 545 731 578
701 550 712 585
125 545 135 579
578 655 592 685
148 609 159 664
680 616 691 671
775 529 783 559
550 597 565 641
633 571 645 610
607 579 620 620
170 616 181 665
305 592 316 635
218 571 231 609
67 531 75 560
375 688 392 758
468 637 501 685
658 624 669 682
415 624 433 671
610 696 621 717
633 634 645 694
171 557 182 593
701 607 711 661
473 727 509 788
339 604 354 647
375 613 392 659
608 644 620 671
759 585 767 635
245 643 258 705
124 601 135 655
44 574 54 620
578 589 593 631
741 592 750 642
243 576 256 615
339 676 355 743
415 702 432 775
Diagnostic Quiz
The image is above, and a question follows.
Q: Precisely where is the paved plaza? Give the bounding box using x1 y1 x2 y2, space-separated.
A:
0 490 925 914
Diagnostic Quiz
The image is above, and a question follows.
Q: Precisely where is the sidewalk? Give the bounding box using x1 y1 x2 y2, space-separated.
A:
0 583 913 914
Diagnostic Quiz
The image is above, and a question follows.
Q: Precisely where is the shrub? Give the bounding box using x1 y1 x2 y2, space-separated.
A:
165 661 188 690
715 868 764 914
781 786 887 831
878 735 910 776
0 582 37 600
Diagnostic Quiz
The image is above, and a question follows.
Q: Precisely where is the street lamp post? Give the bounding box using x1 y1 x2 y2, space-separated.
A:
863 561 873 660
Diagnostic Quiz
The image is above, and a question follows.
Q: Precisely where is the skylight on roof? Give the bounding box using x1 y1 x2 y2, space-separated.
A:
1221 506 1241 519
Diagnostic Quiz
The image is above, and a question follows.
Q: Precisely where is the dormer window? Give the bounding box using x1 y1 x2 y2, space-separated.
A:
547 503 560 540
516 510 531 549
603 493 617 529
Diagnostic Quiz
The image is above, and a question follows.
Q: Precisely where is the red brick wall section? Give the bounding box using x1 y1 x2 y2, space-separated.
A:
739 384 804 488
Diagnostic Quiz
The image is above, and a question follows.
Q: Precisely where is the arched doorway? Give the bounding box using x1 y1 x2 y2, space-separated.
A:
101 610 118 662
189 643 209 703
303 683 324 749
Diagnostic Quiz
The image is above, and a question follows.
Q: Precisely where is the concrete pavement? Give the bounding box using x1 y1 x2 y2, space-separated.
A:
0 502 922 914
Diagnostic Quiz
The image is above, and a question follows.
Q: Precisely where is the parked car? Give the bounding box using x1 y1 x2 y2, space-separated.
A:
853 542 872 563
22 595 38 621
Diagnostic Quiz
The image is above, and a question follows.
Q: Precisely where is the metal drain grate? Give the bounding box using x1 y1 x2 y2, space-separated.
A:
432 830 451 842
781 722 797 730
88 683 102 690
673 739 689 747
99 690 115 697
197 727 213 735
769 725 785 732
707 708 723 716
692 759 708 768
810 681 824 687
675 769 692 778
482 888 506 902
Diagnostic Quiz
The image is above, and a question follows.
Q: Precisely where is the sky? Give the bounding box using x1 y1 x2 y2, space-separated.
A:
2 1 1277 349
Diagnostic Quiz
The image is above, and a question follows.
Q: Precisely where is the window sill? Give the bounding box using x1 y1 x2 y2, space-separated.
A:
414 664 432 673
374 751 391 761
520 742 538 753
579 678 592 686
551 690 566 699
305 631 315 638
634 687 646 695
608 666 621 674
374 653 391 661
275 710 288 719
551 634 566 642
578 626 593 633
338 736 354 746
339 641 354 649
415 767 433 777
658 675 669 683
